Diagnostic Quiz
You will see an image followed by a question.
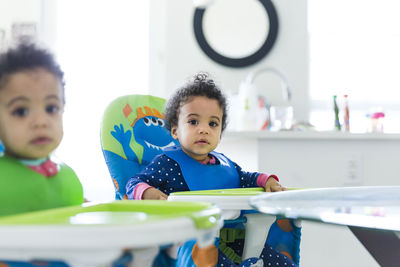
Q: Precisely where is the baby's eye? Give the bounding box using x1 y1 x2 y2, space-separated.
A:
209 121 219 127
46 105 60 114
188 119 198 125
12 107 28 117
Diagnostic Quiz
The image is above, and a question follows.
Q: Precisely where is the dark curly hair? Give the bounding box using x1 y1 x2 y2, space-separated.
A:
165 72 228 132
0 43 65 103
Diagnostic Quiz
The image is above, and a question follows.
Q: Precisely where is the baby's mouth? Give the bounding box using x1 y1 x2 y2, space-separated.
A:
31 137 52 145
195 140 209 145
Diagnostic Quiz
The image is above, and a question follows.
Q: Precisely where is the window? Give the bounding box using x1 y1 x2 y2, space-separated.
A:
55 0 149 201
308 0 400 133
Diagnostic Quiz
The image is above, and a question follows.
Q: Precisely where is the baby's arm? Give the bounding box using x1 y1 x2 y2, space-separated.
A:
127 181 165 200
142 187 168 200
125 154 174 200
262 174 287 192
126 177 167 200
234 162 286 192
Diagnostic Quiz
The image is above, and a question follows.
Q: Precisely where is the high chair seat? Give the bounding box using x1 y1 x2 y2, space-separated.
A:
100 94 178 200
0 200 221 267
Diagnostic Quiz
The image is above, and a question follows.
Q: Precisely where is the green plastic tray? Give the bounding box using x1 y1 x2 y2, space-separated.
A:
170 187 265 197
0 200 220 229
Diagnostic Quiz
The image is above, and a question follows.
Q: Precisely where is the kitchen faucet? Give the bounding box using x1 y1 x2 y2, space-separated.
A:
236 66 292 131
243 66 291 102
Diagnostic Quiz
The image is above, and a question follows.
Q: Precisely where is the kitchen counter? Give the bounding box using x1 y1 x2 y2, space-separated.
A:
218 130 400 267
223 130 400 140
219 130 400 187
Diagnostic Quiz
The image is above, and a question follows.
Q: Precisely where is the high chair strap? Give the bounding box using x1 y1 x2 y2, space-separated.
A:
220 228 246 243
219 242 242 264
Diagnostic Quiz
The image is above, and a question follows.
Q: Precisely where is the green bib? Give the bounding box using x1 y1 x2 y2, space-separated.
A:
0 155 84 216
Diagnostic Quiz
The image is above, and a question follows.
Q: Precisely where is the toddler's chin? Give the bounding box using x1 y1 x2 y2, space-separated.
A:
16 150 51 160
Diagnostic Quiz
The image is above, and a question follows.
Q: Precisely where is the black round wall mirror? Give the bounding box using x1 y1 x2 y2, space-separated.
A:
193 0 279 68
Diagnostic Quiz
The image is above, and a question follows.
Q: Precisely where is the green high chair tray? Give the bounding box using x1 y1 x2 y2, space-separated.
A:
0 200 221 267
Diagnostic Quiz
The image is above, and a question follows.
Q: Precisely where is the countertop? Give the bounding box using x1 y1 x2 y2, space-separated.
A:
223 131 400 140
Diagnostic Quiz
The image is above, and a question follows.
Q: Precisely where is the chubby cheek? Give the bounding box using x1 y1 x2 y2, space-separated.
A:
0 125 5 142
0 121 21 145
53 121 64 146
2 133 25 157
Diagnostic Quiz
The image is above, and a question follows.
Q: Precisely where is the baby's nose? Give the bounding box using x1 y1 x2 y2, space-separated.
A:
198 124 209 134
31 111 49 128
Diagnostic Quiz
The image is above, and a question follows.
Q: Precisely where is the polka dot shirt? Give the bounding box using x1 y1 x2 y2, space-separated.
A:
126 153 262 199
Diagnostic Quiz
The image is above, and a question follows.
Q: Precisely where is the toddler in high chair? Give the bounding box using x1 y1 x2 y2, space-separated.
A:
0 43 84 216
0 43 84 267
126 72 300 267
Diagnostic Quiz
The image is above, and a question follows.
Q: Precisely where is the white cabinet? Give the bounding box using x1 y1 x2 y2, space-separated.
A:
218 131 400 267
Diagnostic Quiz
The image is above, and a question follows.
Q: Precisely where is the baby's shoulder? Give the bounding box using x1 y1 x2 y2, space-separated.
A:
149 153 179 167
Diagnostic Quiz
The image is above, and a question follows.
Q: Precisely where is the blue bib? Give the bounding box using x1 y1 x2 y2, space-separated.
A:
164 147 239 191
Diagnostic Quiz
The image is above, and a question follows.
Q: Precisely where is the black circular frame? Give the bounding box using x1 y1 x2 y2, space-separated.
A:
193 0 279 68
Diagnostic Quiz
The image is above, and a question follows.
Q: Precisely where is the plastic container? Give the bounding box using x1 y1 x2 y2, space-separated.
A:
236 81 259 131
270 105 294 131
368 112 385 133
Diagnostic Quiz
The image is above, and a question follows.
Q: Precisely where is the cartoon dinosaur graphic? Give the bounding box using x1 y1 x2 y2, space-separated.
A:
111 104 176 165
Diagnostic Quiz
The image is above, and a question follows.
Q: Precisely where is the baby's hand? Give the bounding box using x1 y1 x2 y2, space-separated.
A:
264 177 287 192
142 187 168 200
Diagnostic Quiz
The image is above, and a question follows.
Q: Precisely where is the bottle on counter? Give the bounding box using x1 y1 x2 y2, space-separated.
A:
333 95 341 131
343 94 350 132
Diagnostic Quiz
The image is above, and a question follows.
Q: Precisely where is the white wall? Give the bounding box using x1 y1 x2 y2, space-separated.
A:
0 0 41 31
0 0 57 51
149 0 310 122
0 1 150 202
0 0 41 49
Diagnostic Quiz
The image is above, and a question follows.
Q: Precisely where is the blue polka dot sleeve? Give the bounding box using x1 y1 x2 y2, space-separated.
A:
232 161 261 188
126 154 190 199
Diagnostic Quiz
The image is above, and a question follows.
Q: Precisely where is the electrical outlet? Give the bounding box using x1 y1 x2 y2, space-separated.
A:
344 154 363 185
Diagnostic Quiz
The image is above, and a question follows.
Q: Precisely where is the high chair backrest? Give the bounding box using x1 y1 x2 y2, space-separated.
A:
100 94 178 200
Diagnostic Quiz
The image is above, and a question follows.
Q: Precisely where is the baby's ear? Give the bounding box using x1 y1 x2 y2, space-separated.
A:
170 126 178 140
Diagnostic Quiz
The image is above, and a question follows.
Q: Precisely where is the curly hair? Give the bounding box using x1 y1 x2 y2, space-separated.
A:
0 43 65 102
165 72 228 132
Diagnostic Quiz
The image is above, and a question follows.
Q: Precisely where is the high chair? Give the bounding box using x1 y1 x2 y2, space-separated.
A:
0 200 221 267
100 94 301 266
168 188 275 260
168 188 301 264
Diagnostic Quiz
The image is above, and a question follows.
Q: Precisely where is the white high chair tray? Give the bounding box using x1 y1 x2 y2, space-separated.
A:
168 188 276 259
168 187 266 219
0 200 221 266
250 186 400 266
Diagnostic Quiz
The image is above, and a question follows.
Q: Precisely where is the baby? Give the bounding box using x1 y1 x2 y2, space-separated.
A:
0 43 84 217
126 73 299 266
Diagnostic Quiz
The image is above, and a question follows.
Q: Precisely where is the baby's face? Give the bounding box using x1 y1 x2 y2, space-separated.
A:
171 96 223 162
0 68 64 159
